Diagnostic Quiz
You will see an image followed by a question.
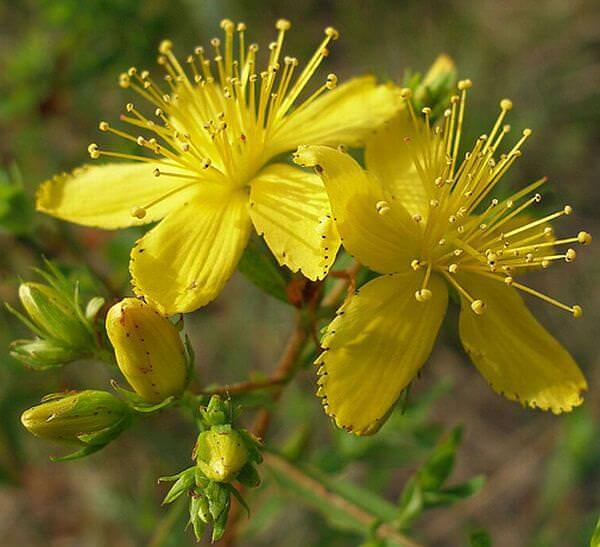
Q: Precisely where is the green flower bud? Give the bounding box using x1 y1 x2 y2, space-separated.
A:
18 282 92 348
10 338 82 370
21 390 129 445
195 426 249 483
106 298 188 403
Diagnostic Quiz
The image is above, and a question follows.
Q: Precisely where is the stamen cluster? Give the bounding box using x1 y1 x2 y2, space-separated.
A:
396 82 590 317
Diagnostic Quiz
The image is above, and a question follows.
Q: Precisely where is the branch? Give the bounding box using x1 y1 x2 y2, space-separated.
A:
200 377 287 396
263 452 424 547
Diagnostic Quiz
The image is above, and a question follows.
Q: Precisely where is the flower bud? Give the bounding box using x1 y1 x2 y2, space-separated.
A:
18 282 92 348
106 298 188 403
10 338 82 370
195 426 249 483
21 390 129 445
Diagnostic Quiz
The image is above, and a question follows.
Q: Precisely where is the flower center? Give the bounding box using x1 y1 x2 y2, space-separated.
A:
86 19 339 217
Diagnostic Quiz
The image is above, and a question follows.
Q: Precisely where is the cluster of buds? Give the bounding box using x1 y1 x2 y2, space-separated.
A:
20 390 132 460
160 396 262 542
106 297 191 406
8 262 105 370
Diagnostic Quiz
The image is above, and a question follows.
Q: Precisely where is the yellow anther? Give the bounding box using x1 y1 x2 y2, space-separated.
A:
522 128 532 137
159 40 173 54
412 214 422 223
572 305 583 318
324 27 339 39
471 300 486 315
326 73 338 89
544 226 554 237
422 107 432 115
458 79 472 90
237 22 247 31
87 143 100 159
131 206 147 219
411 259 421 271
220 18 234 31
429 199 439 208
119 73 130 88
415 289 432 302
564 205 573 215
565 248 577 262
276 19 291 30
541 260 550 268
126 103 134 112
500 98 513 111
400 88 413 99
210 38 221 48
504 276 514 285
577 231 592 245
448 264 459 273
153 168 161 177
98 121 109 131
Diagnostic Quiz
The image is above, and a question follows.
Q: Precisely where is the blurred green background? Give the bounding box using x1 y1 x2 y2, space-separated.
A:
0 0 598 545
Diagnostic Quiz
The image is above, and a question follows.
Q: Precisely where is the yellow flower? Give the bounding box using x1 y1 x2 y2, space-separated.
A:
294 81 590 435
36 19 399 314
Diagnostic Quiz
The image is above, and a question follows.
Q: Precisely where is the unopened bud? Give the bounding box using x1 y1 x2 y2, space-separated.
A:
18 283 92 348
195 427 249 483
106 298 188 403
21 390 129 445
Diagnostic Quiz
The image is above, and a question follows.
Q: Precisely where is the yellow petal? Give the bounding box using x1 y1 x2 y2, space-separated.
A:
317 272 448 435
457 272 587 413
130 185 251 315
267 77 400 157
36 162 201 229
294 145 420 274
249 164 340 281
365 113 429 218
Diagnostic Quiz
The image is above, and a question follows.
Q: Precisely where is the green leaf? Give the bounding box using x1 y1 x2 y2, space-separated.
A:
238 235 289 303
591 515 600 547
265 452 396 536
417 426 462 492
422 475 485 508
470 528 493 547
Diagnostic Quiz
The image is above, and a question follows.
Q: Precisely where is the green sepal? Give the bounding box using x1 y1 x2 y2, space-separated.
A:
237 428 263 464
188 494 208 541
85 296 105 322
77 415 130 446
50 443 105 462
224 483 250 516
236 463 261 488
159 466 196 505
111 380 176 413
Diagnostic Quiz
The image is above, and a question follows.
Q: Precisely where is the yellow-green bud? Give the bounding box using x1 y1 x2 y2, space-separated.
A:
195 427 249 482
106 298 188 403
21 390 129 445
18 282 91 347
